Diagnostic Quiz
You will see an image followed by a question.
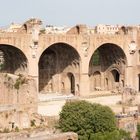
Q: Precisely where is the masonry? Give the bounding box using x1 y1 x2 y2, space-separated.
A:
0 18 140 128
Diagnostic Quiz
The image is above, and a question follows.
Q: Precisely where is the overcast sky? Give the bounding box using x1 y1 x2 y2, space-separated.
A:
1 0 140 27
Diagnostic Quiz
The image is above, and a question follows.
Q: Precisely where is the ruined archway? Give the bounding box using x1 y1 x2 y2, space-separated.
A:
39 43 80 95
111 69 120 82
90 71 101 91
0 44 28 105
65 73 75 94
0 44 28 75
110 69 120 90
89 43 127 92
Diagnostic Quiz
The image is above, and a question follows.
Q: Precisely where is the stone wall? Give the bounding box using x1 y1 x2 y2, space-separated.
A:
0 73 37 109
0 131 78 140
0 73 37 129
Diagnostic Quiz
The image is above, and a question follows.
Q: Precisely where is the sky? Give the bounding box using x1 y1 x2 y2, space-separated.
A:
1 0 140 27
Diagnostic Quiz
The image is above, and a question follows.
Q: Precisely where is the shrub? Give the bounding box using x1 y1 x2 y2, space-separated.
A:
30 119 36 127
3 128 10 133
119 129 131 140
137 124 140 139
15 126 19 132
89 130 131 140
14 75 27 90
58 100 117 139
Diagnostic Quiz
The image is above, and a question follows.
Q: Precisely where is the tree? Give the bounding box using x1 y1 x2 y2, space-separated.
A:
58 100 118 139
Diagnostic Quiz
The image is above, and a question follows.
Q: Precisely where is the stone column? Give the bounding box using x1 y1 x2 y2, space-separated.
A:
28 20 42 94
80 73 90 96
101 72 105 90
126 43 137 90
125 66 133 87
26 19 42 112
28 46 39 89
79 56 90 96
28 48 38 112
125 66 137 91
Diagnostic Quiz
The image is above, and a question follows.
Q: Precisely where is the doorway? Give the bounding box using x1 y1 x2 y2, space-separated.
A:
111 69 120 82
68 73 75 94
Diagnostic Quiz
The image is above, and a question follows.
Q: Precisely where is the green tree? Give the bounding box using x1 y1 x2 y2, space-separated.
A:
58 100 118 139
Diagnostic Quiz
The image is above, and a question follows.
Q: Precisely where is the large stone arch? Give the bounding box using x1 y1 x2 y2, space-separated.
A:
38 39 81 63
89 43 127 92
88 39 128 64
0 44 28 75
38 42 81 95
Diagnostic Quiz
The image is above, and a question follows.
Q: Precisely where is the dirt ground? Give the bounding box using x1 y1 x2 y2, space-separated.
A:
38 94 139 116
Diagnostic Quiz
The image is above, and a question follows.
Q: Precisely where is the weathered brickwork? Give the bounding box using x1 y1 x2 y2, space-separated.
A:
0 18 140 130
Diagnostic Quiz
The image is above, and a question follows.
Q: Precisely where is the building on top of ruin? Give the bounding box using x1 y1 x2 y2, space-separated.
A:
7 23 22 32
95 24 120 34
0 23 22 33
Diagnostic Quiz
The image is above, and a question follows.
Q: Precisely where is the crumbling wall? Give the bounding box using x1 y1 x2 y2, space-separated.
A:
0 73 37 109
0 73 38 129
67 25 87 34
0 132 78 140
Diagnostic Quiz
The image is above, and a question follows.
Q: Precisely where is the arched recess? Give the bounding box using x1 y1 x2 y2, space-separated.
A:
0 44 28 75
39 43 81 94
89 43 127 92
90 71 101 91
109 69 120 90
65 73 75 94
111 69 120 82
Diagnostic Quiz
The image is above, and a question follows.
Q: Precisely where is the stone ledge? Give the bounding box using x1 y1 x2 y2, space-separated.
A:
0 129 78 140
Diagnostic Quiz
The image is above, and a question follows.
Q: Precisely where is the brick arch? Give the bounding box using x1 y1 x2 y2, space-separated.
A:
88 43 127 68
38 42 81 63
0 44 28 75
96 41 124 50
108 66 121 75
38 42 81 93
88 43 127 92
0 40 29 60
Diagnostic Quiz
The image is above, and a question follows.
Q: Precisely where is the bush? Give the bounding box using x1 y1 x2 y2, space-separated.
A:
89 130 131 140
3 128 10 133
119 129 131 140
15 126 19 132
14 74 27 90
30 119 36 127
137 124 140 139
58 100 117 139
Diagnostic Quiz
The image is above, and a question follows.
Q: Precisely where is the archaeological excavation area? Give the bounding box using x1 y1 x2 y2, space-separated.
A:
0 18 139 130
